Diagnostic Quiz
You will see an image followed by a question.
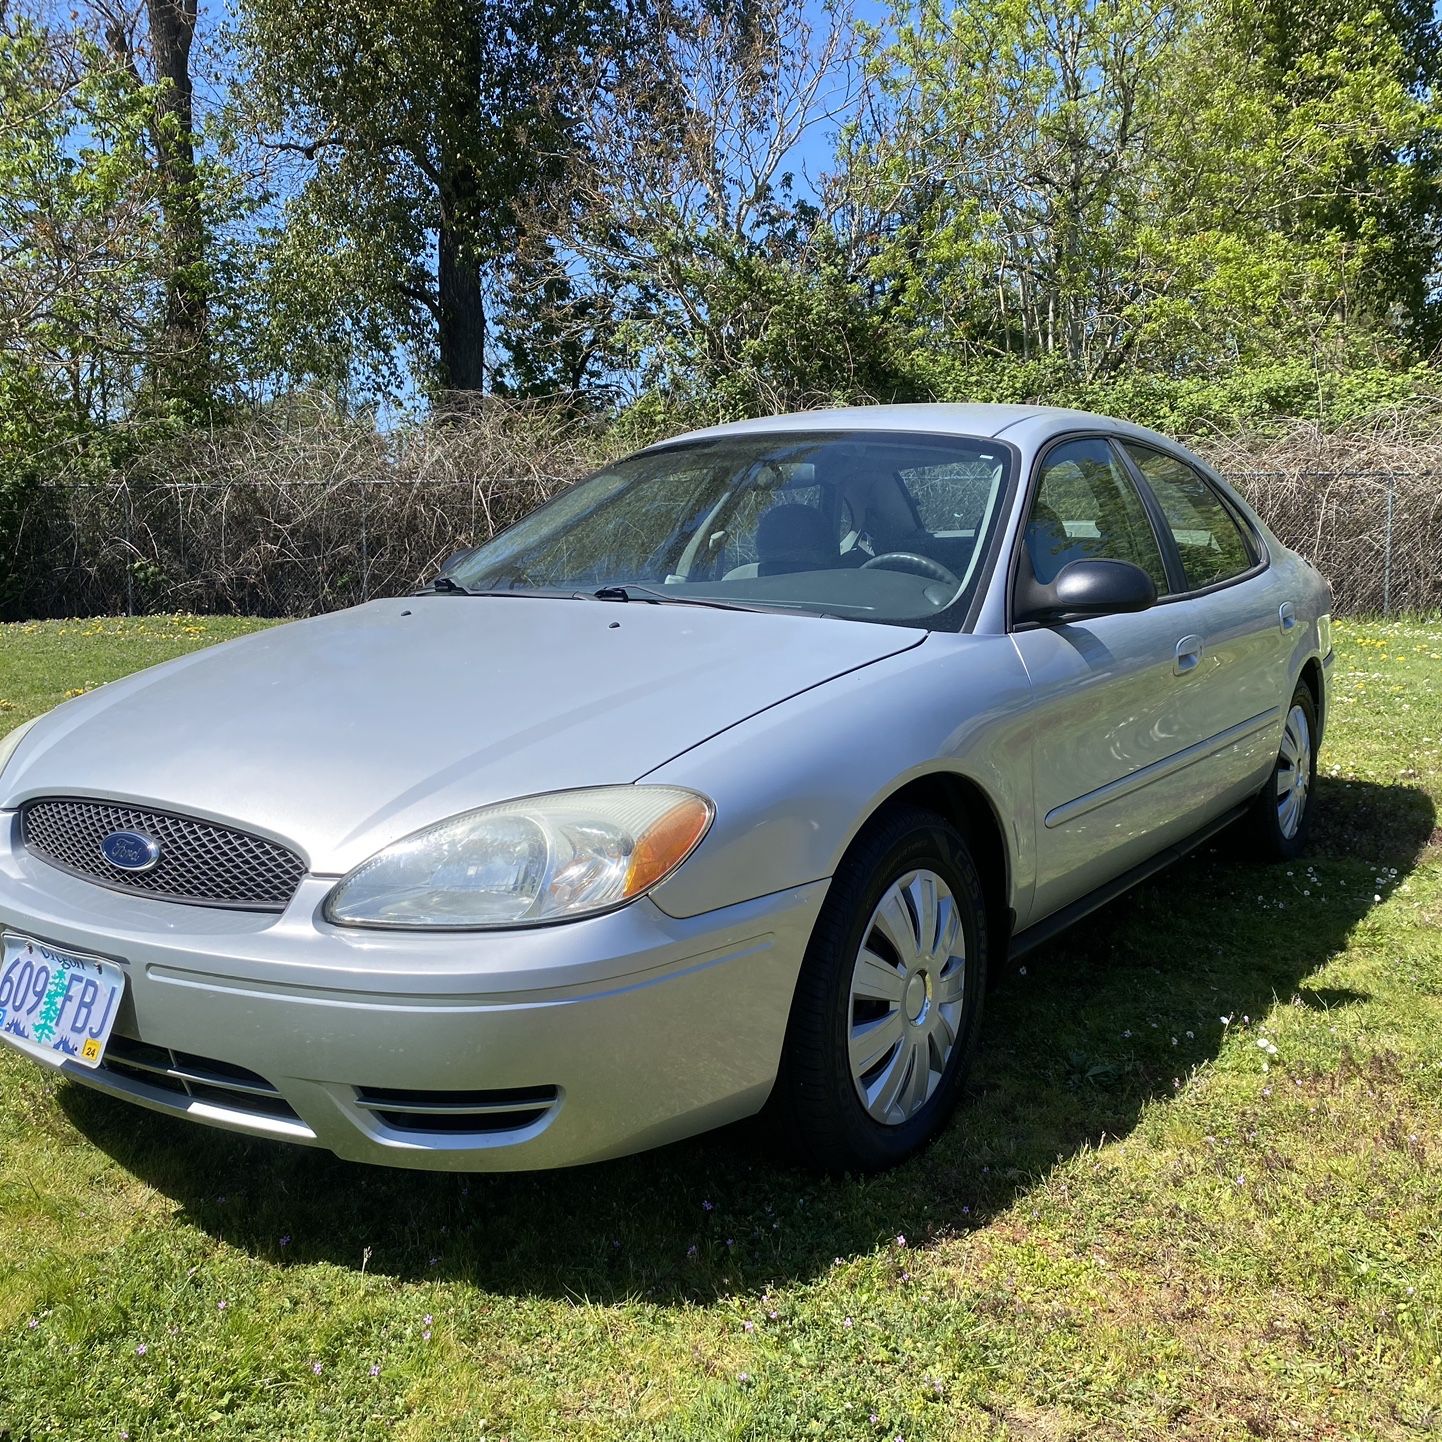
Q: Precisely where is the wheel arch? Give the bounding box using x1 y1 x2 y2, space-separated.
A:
862 771 1014 958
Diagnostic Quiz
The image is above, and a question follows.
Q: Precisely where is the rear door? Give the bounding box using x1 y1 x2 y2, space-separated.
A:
1120 443 1290 807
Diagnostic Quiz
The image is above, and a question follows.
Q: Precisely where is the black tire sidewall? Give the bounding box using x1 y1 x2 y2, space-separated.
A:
1253 683 1319 862
778 807 988 1171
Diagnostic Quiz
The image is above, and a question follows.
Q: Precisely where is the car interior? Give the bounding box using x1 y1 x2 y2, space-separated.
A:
455 433 1012 625
676 447 1004 593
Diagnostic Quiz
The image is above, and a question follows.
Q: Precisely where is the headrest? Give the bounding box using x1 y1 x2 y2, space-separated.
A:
757 503 835 559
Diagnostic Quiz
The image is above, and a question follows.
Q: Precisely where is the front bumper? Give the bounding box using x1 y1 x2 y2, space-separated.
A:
0 811 825 1170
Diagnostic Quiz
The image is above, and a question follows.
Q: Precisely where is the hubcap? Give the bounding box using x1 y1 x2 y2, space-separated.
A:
904 971 929 1023
1275 703 1312 840
847 868 966 1126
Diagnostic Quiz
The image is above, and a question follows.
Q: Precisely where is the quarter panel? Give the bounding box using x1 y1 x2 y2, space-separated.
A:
642 634 1037 920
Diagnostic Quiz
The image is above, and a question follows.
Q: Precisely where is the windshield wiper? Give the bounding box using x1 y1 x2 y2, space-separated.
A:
417 582 578 600
421 579 826 616
592 584 827 616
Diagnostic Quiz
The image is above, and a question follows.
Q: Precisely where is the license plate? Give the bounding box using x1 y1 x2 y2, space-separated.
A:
0 934 125 1070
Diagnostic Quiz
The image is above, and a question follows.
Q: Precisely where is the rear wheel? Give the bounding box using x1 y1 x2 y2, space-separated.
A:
1245 682 1317 861
774 806 987 1172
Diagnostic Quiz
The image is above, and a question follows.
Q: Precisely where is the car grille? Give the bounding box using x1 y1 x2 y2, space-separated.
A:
99 1034 304 1125
353 1084 561 1136
21 797 306 911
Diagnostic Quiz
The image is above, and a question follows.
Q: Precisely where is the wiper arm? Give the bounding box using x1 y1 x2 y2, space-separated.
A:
591 579 830 614
592 584 770 613
417 582 575 599
422 579 827 616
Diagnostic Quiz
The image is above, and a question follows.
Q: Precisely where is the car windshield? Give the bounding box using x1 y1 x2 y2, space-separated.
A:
447 431 1013 629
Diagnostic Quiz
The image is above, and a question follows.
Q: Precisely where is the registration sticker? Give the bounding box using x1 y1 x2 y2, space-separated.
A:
0 934 125 1071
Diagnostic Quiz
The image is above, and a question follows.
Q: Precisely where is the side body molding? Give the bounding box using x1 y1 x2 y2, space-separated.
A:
1044 707 1281 829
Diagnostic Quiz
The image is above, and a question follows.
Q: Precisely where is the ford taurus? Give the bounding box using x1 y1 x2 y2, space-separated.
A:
0 404 1333 1172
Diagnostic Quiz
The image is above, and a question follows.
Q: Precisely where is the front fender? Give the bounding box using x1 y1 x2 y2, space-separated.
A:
640 633 1035 920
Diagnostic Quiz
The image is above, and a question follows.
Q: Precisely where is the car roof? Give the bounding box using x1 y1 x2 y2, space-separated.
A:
649 402 1181 454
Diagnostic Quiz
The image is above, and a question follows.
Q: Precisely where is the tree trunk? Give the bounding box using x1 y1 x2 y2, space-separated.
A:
433 0 486 394
145 0 208 411
437 198 486 392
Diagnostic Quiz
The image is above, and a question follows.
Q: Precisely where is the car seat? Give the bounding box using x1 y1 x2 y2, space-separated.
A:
754 503 838 576
1025 500 1091 584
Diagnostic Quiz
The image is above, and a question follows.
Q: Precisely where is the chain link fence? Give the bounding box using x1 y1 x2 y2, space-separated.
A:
6 466 1441 621
1227 469 1441 617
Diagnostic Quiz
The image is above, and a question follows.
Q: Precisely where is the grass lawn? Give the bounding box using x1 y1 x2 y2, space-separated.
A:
1 613 1439 1441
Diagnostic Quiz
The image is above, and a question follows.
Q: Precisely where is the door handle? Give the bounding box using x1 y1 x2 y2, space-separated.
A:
1173 635 1203 675
1278 602 1297 632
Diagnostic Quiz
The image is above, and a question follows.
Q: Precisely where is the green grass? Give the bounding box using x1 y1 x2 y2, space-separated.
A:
0 615 273 727
1 614 1439 1441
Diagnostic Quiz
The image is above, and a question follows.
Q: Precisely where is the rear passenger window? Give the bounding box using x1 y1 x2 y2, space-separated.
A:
1123 445 1257 591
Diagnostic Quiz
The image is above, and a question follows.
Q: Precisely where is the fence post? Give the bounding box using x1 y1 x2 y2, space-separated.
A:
176 486 185 613
360 481 371 603
1382 471 1395 617
124 486 134 617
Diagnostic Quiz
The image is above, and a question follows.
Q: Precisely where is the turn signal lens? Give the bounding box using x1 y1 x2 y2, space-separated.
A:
627 793 713 895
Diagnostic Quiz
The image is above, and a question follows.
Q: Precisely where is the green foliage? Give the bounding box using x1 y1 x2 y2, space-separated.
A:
0 16 167 612
1221 0 1442 349
0 17 161 429
235 0 611 396
899 353 1438 436
845 0 1440 382
2 0 1441 590
488 242 613 402
626 230 916 424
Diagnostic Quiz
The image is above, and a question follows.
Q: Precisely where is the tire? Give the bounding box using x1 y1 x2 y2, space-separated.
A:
1244 681 1318 862
774 805 988 1172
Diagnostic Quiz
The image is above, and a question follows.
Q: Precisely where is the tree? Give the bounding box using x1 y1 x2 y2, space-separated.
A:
145 0 208 406
1216 0 1442 349
842 0 1190 378
526 0 882 418
0 11 162 432
91 0 216 413
843 0 1440 389
236 0 608 396
0 9 172 614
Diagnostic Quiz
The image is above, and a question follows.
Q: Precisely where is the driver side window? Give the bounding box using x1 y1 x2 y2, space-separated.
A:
1026 438 1168 589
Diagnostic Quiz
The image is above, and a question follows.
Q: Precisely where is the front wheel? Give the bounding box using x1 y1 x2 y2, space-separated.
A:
1245 682 1318 861
774 806 988 1172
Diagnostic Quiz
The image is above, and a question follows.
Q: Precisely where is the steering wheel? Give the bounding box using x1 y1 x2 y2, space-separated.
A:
860 552 961 588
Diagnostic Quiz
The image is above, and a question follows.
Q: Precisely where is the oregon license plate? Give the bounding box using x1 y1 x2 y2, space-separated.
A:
0 934 124 1070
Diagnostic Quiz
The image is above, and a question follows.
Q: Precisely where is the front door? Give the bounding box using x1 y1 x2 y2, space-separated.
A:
1009 436 1221 924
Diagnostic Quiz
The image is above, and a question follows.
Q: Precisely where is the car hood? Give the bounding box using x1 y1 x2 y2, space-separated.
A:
5 598 922 875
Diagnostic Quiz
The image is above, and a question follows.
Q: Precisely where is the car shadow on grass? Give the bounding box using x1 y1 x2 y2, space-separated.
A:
60 775 1436 1304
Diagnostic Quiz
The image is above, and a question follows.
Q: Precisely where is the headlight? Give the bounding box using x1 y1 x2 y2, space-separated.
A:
325 786 713 930
0 715 43 788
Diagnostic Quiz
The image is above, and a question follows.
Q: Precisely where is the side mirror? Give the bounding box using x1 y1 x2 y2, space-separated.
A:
1016 558 1157 624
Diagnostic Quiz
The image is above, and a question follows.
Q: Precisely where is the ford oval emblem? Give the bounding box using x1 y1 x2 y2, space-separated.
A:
99 829 162 873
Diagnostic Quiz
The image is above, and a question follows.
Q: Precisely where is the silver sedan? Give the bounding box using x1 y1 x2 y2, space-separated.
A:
0 404 1332 1172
